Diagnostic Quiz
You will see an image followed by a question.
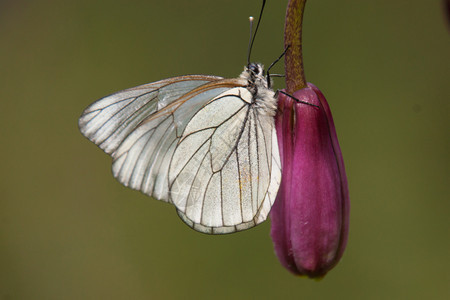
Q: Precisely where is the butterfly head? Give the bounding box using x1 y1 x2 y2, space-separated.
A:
239 63 276 116
248 63 264 77
241 63 269 92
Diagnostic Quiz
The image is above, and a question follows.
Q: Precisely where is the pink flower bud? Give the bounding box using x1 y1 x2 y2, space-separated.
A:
270 83 350 278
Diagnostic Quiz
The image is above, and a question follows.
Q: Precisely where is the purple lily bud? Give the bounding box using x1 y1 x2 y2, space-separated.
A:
270 83 350 278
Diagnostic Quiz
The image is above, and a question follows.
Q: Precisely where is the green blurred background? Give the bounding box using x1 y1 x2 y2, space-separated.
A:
1 0 448 299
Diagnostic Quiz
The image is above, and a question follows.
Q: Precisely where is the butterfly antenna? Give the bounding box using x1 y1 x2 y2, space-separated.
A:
247 0 267 66
247 16 254 66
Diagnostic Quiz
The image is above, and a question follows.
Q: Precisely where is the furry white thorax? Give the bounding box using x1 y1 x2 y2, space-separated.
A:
239 63 277 117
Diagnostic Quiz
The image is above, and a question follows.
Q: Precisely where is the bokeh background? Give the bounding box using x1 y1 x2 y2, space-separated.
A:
1 0 449 299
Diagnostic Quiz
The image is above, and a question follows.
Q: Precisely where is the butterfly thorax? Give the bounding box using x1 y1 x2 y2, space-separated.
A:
239 63 277 117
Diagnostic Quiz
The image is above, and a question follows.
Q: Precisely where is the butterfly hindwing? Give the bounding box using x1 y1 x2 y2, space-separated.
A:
169 87 281 234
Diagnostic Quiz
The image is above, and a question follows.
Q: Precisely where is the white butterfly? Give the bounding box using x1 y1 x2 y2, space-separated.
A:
79 1 281 234
79 63 281 234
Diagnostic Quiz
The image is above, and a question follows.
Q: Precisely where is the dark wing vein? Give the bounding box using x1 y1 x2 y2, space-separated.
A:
252 109 260 213
142 115 176 192
98 93 158 147
87 91 157 141
129 114 173 187
199 163 215 225
184 143 210 212
247 111 254 214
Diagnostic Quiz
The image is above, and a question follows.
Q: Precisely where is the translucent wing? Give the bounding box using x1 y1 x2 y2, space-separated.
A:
79 75 231 200
168 87 281 234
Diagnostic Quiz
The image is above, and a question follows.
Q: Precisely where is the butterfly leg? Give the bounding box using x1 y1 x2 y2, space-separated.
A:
276 90 319 108
266 46 290 88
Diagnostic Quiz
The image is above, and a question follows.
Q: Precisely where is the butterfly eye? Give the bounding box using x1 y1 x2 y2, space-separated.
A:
248 63 260 74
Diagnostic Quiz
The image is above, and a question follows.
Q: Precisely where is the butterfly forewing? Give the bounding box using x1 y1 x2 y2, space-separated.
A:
79 76 229 200
110 80 235 201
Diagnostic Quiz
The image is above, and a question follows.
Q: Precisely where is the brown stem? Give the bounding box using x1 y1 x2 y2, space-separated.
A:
284 0 307 93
